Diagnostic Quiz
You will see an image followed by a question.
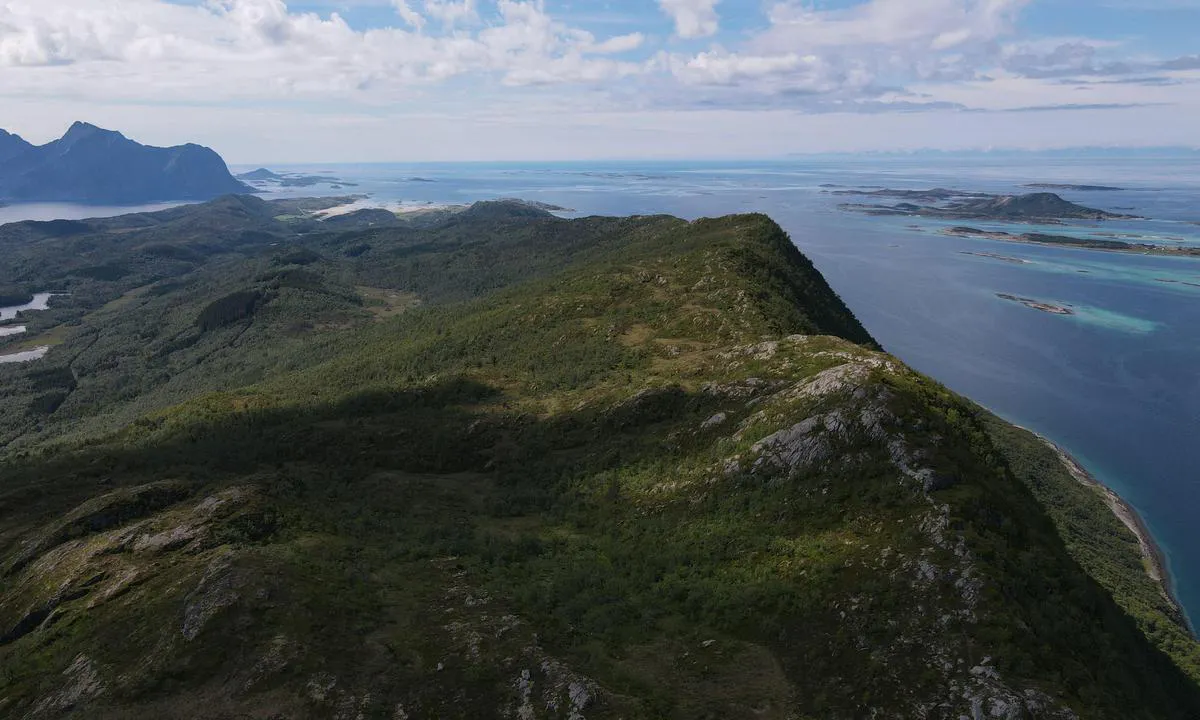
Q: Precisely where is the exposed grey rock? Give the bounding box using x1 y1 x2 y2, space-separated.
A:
181 553 239 641
30 654 104 717
751 414 834 472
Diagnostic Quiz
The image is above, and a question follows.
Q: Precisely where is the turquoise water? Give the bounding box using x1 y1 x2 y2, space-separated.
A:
6 157 1200 630
1066 305 1163 334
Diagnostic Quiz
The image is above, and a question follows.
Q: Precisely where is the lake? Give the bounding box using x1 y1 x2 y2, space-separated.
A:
0 292 56 322
3 156 1198 628
0 346 49 364
0 293 57 364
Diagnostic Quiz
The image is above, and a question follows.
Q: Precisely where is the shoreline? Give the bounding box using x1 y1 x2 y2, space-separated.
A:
1022 426 1196 636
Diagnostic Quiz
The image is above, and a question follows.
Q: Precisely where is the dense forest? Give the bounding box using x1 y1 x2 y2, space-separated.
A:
0 197 1197 718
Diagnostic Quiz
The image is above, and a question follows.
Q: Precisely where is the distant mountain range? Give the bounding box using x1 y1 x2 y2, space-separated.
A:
0 122 252 205
789 146 1200 160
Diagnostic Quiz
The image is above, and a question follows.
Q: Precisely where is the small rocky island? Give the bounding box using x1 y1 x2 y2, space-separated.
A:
837 189 1140 223
996 293 1075 315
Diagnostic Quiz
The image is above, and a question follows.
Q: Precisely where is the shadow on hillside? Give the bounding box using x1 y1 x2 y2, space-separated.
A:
0 375 1198 715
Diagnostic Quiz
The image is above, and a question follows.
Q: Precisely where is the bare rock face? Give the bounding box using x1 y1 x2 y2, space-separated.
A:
752 414 836 471
30 654 105 717
182 553 241 642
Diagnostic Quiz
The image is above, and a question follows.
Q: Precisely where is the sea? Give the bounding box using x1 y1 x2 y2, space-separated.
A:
3 156 1198 629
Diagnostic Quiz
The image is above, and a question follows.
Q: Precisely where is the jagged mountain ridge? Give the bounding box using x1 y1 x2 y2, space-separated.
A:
0 200 1197 718
0 122 252 204
0 130 34 164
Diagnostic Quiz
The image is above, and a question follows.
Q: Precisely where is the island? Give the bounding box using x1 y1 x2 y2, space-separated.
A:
960 251 1030 264
996 293 1075 315
943 226 1200 257
0 122 251 204
831 187 991 202
838 189 1140 223
237 167 358 189
1156 278 1200 289
1022 183 1125 192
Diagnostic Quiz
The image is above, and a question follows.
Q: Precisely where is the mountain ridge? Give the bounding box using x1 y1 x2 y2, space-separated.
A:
0 130 34 165
0 200 1197 717
0 123 252 205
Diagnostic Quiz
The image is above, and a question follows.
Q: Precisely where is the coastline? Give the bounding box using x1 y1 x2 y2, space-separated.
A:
1022 426 1195 636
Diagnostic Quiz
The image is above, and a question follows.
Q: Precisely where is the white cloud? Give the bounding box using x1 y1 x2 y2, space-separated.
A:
590 33 645 55
675 51 817 86
659 0 720 39
391 0 425 29
0 0 1194 158
422 0 478 26
758 0 1029 51
0 0 649 100
661 0 1037 106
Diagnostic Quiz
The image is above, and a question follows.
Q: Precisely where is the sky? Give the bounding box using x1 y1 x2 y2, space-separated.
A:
0 0 1197 162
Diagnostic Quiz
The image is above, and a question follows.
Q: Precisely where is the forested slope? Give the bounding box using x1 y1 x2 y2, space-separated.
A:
0 199 1196 718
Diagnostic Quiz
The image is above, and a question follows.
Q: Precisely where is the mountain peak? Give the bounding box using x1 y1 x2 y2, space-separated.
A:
0 123 252 204
0 128 32 146
0 128 34 163
60 121 125 145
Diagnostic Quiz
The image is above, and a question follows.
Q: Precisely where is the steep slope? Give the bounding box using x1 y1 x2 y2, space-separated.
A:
0 130 33 164
0 123 252 204
0 206 1197 718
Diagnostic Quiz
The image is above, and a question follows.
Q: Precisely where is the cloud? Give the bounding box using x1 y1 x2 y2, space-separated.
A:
658 0 720 39
1002 41 1200 81
1003 42 1102 78
422 0 478 26
1159 55 1200 71
658 0 1032 107
0 0 1195 156
391 1 425 29
755 0 1030 52
0 0 650 98
675 52 818 86
590 33 645 55
990 102 1161 112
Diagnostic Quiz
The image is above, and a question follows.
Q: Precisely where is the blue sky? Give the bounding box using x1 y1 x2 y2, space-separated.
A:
0 0 1197 162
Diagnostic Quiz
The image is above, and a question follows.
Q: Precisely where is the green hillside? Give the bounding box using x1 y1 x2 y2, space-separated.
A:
0 199 1196 718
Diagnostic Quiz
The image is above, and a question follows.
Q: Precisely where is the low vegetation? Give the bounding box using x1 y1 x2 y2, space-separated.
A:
0 198 1196 718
